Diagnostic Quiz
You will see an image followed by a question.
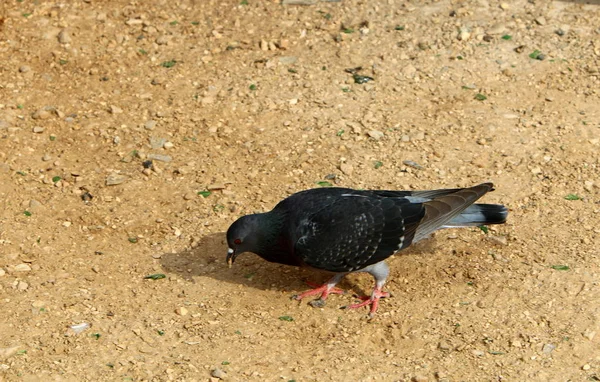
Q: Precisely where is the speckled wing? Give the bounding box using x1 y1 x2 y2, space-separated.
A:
293 194 425 273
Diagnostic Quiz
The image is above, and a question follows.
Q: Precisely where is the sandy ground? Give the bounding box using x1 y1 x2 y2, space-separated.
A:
0 0 599 381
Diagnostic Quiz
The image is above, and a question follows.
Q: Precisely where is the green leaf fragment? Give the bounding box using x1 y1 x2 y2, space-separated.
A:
24 210 32 217
161 60 176 68
198 190 211 198
565 194 580 200
279 315 294 322
501 34 512 40
144 273 166 280
128 237 138 243
479 225 489 234
374 161 383 169
474 93 487 101
52 176 61 183
551 265 569 271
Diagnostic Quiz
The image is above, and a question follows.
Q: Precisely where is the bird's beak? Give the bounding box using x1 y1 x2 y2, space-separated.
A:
226 248 236 268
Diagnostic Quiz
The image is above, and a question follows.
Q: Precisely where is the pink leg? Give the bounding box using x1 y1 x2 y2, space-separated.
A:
293 280 345 301
344 287 390 317
292 275 346 307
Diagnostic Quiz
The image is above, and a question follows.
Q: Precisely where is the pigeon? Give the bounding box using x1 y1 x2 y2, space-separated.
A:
226 182 507 317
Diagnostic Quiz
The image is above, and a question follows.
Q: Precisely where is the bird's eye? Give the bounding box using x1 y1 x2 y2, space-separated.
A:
234 238 242 245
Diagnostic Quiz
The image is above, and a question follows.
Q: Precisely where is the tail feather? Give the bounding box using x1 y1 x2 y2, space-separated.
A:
444 203 508 228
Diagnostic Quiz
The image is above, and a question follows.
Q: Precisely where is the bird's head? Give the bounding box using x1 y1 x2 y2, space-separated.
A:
226 214 262 268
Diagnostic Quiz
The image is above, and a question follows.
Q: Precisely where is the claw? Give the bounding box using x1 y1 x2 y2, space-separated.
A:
344 288 390 317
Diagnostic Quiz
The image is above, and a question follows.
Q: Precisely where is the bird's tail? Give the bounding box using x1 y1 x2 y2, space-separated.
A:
443 203 508 228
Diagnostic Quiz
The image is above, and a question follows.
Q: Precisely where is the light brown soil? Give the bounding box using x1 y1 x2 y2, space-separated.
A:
1 0 599 381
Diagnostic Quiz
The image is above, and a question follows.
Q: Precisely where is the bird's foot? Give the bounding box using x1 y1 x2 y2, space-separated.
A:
292 280 346 307
342 288 390 318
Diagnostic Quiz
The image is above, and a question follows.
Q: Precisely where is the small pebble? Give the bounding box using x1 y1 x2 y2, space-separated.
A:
582 364 591 371
367 130 384 140
211 368 227 379
0 268 5 277
32 126 45 133
58 29 72 44
472 349 485 357
106 173 129 186
535 16 546 26
340 162 354 176
542 343 556 354
147 154 172 162
109 105 123 114
17 281 29 291
584 181 594 192
32 109 52 120
150 137 167 149
19 65 31 73
487 235 508 246
403 160 423 170
175 307 188 316
14 263 32 272
145 120 157 130
163 142 174 149
499 2 510 9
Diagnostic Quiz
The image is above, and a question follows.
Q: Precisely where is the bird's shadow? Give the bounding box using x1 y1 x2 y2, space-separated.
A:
159 232 438 297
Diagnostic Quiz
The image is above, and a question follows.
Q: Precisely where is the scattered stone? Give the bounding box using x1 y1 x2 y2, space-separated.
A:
535 16 547 26
487 235 508 246
155 35 169 45
340 162 354 176
163 142 174 149
150 137 167 149
472 349 485 357
510 339 522 348
542 343 556 354
458 28 471 41
0 346 21 360
438 341 452 351
19 65 31 73
113 136 121 145
260 40 268 51
207 184 226 191
144 120 157 130
367 130 384 140
125 18 143 26
14 263 32 272
403 160 423 170
147 154 172 162
412 131 425 141
32 108 52 120
584 181 594 192
17 281 29 291
32 300 45 309
555 28 565 36
42 154 52 161
58 29 72 44
109 105 123 114
211 368 227 379
582 364 591 371
402 64 417 78
175 307 188 316
0 268 5 277
106 173 128 186
278 56 298 65
499 3 510 10
32 126 45 134
412 375 428 382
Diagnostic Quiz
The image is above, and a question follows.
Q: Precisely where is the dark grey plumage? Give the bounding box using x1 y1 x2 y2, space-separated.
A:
226 182 508 316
